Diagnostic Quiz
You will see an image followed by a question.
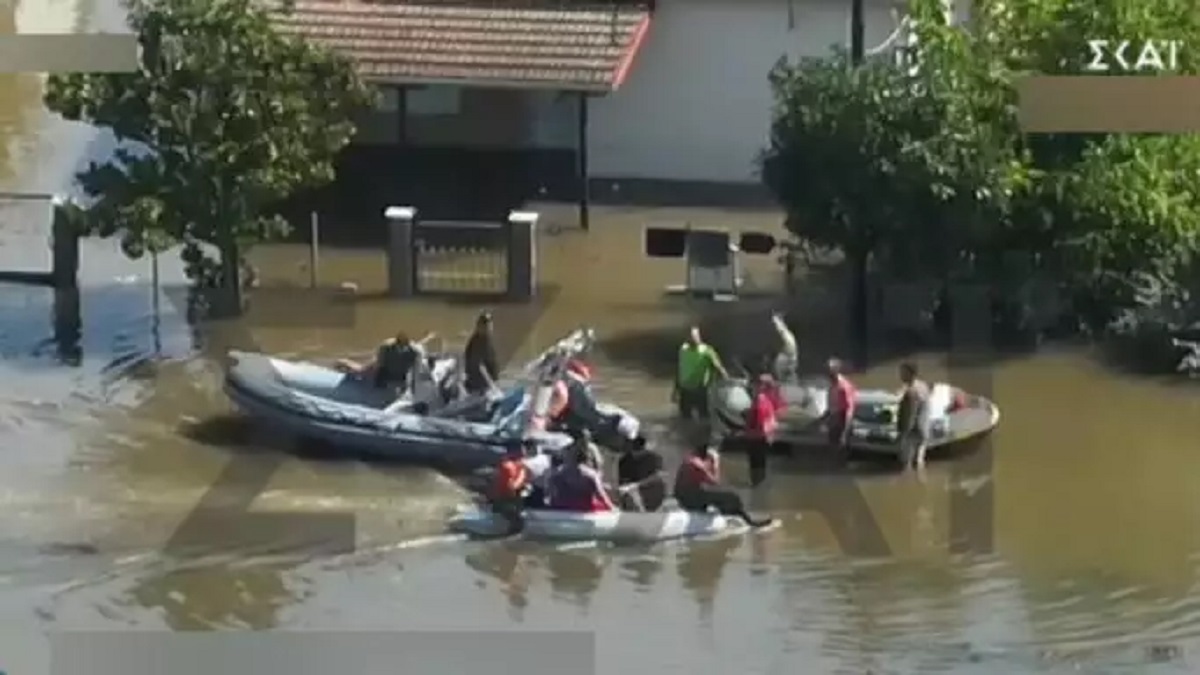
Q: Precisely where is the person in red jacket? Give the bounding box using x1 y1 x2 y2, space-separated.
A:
821 357 857 461
745 373 786 485
673 445 773 527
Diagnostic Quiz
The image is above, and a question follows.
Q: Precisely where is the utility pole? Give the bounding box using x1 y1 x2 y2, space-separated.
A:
849 0 867 367
850 0 865 64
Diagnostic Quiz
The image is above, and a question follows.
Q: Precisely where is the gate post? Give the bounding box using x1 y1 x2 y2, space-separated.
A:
383 205 416 298
506 210 537 301
51 195 79 289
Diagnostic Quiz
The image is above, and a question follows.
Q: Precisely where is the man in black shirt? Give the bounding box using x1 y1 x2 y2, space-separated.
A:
463 311 499 396
616 434 666 511
336 331 421 393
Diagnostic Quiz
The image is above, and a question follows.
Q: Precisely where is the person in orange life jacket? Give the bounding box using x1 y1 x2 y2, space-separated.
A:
525 359 586 434
745 373 786 486
547 440 615 512
673 445 773 527
551 359 593 430
489 439 534 534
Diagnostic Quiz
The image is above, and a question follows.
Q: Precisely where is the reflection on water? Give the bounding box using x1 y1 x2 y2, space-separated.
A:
127 562 300 630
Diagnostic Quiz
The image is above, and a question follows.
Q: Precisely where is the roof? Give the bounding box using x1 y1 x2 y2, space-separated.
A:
271 1 654 92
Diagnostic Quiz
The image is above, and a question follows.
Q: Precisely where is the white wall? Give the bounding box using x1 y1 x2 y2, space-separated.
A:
587 0 902 184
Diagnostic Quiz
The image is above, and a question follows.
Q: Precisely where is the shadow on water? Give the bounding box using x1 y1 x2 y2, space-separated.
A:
126 561 299 629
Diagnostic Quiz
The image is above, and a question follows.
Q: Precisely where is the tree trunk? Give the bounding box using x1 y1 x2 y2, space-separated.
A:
213 220 243 319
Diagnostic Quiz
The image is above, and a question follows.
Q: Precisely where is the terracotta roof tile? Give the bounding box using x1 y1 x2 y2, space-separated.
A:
272 1 653 90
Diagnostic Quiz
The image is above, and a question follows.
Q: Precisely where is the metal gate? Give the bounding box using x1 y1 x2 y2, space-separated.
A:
412 220 509 295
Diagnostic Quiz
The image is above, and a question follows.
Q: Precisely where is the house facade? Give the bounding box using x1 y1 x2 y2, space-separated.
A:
273 0 910 232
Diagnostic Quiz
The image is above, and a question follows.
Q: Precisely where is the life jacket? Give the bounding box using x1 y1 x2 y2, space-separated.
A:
676 454 717 491
492 458 530 499
528 380 571 431
747 389 780 439
565 359 592 384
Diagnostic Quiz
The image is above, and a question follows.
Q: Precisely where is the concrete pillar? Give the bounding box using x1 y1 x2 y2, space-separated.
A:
506 210 537 301
383 205 416 297
50 195 79 289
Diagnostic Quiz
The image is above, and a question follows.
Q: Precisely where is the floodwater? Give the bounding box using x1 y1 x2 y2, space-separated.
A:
3 2 1200 674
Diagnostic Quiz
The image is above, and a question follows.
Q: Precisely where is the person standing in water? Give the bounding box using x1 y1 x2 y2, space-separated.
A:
821 357 857 460
673 445 774 527
463 311 499 396
744 373 785 486
896 361 932 470
673 325 729 420
770 311 799 382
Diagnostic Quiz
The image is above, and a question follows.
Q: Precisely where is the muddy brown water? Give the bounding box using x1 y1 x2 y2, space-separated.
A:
4 3 1200 673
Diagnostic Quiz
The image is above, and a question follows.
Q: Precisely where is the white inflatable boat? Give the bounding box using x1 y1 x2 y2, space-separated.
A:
710 375 1000 458
447 506 761 543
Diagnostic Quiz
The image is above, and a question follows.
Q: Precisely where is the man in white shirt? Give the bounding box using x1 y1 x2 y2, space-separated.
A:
770 311 798 382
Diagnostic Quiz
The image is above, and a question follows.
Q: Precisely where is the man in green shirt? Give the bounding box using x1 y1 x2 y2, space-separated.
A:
673 326 728 419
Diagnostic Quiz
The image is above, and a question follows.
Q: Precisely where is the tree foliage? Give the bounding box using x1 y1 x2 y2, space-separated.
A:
44 0 374 310
762 0 1200 354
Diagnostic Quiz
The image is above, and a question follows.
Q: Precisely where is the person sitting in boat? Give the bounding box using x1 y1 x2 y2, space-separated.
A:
673 445 773 527
616 434 666 511
528 375 571 433
488 440 532 535
336 332 431 393
522 445 553 509
547 441 615 513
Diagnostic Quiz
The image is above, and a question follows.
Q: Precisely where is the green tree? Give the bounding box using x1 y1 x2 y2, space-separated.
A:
763 0 1200 358
44 0 374 315
760 0 1027 355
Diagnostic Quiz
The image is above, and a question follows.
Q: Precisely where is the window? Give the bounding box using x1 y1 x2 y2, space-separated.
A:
406 86 462 116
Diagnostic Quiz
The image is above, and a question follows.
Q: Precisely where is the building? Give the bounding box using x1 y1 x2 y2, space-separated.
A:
272 0 908 231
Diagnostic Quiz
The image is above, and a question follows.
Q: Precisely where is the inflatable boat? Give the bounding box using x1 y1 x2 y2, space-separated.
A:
709 376 999 458
447 505 762 542
222 329 638 464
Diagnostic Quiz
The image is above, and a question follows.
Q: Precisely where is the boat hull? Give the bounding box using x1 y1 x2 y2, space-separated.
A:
447 507 744 542
222 350 575 465
709 378 1000 459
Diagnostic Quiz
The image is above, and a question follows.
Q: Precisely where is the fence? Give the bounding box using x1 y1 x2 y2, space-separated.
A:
286 208 538 301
